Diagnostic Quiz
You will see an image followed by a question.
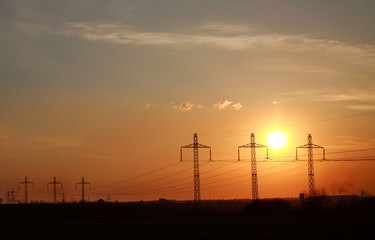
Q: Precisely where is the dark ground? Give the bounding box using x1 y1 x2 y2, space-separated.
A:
0 196 374 240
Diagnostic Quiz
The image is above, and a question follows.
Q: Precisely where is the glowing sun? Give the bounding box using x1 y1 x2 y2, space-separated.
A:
267 130 287 150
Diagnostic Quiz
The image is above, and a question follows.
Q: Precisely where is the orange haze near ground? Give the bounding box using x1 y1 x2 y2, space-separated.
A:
1 105 374 202
1 0 375 203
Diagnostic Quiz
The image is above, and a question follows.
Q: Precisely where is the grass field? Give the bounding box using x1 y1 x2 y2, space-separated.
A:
1 197 374 239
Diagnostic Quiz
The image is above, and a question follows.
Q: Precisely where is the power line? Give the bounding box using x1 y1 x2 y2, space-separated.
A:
105 162 294 196
98 163 206 193
199 111 375 137
94 161 180 189
108 162 238 194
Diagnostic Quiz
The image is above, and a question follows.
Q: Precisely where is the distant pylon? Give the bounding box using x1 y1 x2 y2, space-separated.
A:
47 176 63 203
75 177 91 203
296 134 325 197
180 133 212 212
238 133 269 200
61 191 66 203
18 177 34 204
7 188 17 204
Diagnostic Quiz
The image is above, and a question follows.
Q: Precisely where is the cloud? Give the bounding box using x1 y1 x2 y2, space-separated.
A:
347 105 375 111
173 101 193 111
197 104 203 108
232 103 243 111
214 100 232 110
285 87 375 111
312 89 375 103
272 100 279 105
195 23 257 34
53 22 375 67
144 103 151 110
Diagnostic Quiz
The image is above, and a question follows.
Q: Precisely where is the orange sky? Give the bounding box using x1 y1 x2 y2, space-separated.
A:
0 0 375 202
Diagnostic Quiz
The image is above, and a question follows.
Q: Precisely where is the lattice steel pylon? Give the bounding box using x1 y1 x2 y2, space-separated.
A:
180 133 211 211
7 188 17 204
47 176 63 203
296 134 325 197
18 177 34 204
238 133 268 200
75 177 91 203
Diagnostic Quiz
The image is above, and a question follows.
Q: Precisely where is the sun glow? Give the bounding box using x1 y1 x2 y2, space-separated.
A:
267 130 287 150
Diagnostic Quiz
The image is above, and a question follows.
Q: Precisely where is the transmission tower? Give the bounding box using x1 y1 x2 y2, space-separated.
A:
75 177 91 203
47 176 63 203
61 191 65 203
180 133 212 211
18 177 34 204
238 133 268 200
296 134 325 197
7 188 17 204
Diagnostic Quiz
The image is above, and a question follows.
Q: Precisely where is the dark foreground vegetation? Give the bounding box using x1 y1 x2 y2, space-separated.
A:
0 196 374 239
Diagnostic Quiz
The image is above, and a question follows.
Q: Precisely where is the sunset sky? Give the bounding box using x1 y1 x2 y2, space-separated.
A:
1 0 375 202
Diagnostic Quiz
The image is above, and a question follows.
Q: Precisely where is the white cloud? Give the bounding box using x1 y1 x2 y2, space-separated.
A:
214 100 232 110
232 103 243 111
55 22 375 67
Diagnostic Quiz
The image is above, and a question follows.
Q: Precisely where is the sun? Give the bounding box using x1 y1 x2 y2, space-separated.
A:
267 130 287 150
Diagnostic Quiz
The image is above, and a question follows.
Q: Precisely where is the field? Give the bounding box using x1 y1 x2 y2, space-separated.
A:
0 196 374 239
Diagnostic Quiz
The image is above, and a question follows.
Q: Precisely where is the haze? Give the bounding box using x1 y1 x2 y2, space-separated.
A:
1 0 375 202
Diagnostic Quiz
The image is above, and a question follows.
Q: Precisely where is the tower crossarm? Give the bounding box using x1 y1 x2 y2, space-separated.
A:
238 143 268 148
181 143 211 148
297 144 324 149
296 144 325 160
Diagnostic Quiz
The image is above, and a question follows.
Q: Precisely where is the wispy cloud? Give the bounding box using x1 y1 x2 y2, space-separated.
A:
194 23 257 34
173 101 193 111
285 87 375 111
214 100 232 110
347 105 375 111
312 88 375 103
54 22 375 67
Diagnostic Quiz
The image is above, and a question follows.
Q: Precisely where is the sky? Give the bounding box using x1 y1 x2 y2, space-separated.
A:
0 0 375 202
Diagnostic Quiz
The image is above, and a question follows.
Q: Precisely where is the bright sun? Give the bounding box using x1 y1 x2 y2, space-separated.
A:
267 130 287 150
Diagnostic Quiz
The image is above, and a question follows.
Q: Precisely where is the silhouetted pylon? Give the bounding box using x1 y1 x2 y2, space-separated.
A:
296 134 325 197
7 188 17 204
47 176 63 203
180 133 212 212
75 177 91 203
238 133 269 200
18 177 34 204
